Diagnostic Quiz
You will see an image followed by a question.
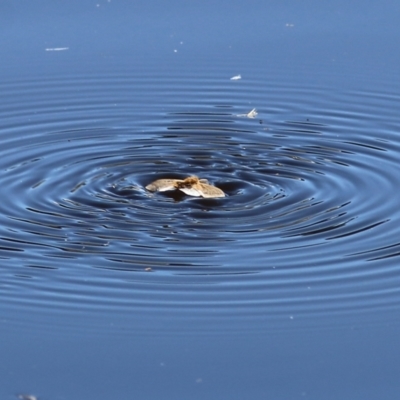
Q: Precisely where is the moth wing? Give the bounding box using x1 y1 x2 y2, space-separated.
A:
145 179 179 192
199 183 225 198
178 187 203 197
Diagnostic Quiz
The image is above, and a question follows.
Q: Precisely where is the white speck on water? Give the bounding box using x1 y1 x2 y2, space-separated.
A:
237 108 258 118
45 47 69 51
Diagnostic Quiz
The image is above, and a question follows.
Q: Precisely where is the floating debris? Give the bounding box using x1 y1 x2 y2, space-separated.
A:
45 47 69 51
18 395 38 400
237 108 258 118
230 74 241 80
146 176 225 198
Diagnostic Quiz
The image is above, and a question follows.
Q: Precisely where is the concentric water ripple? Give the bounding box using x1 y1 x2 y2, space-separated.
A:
1 71 400 326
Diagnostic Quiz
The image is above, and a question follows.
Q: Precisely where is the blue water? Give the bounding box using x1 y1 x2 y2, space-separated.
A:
1 1 400 399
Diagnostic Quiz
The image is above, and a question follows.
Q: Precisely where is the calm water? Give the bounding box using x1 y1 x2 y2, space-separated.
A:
2 1 400 399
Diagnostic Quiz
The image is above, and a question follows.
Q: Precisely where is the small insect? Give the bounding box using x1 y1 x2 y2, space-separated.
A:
146 176 225 198
237 108 258 118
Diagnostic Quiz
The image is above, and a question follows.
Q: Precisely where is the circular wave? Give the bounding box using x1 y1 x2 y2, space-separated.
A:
1 73 400 328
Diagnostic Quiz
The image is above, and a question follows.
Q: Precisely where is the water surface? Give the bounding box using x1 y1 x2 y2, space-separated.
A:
1 1 400 399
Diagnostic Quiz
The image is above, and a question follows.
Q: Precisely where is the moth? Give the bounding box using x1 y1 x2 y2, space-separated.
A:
146 176 225 198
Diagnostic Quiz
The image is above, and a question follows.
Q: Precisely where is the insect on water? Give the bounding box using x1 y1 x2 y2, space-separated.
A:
146 176 225 198
237 108 258 118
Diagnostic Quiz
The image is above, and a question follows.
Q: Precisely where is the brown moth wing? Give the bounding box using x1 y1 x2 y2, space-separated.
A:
145 178 182 192
198 182 225 198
